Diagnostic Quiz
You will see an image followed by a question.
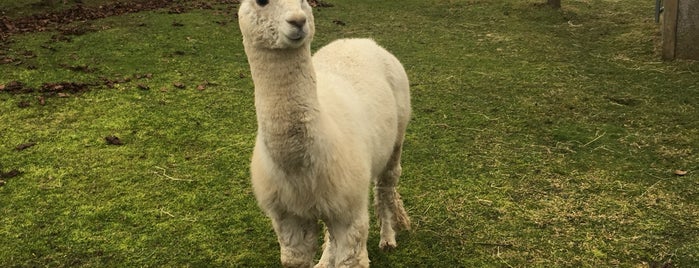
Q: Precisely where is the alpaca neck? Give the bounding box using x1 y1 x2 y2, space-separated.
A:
246 44 321 170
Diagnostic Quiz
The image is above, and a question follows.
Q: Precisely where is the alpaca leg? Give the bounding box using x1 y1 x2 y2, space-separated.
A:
315 227 334 268
271 214 319 268
325 210 370 268
374 144 411 250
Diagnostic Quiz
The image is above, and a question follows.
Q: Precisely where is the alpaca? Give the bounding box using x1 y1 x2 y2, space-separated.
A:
238 0 411 267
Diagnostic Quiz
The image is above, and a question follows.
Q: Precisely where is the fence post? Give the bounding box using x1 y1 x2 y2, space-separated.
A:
662 0 699 60
662 0 678 60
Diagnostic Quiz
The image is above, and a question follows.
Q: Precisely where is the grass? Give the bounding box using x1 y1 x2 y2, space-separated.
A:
1 0 698 267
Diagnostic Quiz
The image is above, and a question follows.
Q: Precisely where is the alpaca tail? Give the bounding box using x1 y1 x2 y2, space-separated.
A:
390 190 411 231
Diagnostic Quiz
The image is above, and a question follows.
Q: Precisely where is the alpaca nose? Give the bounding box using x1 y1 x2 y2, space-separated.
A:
286 15 306 29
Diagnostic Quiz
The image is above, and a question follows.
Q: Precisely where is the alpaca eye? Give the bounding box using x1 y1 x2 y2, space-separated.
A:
256 0 269 6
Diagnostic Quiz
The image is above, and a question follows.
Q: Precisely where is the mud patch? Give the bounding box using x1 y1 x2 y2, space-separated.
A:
1 1 177 41
0 0 333 42
0 72 156 107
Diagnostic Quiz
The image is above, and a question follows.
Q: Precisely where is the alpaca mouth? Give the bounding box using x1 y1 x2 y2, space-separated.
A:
285 31 306 42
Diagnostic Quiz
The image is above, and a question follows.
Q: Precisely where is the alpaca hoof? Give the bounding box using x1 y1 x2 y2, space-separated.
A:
379 240 397 251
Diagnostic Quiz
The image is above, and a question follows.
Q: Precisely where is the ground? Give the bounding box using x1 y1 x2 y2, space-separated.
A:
1 0 698 267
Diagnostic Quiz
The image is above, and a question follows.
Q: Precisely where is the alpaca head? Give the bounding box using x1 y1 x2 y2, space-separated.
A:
238 0 315 50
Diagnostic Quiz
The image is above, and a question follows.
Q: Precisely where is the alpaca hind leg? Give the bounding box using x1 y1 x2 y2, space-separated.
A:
271 214 319 268
374 144 411 250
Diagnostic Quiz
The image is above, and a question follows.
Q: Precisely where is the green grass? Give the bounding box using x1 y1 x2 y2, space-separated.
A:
1 0 698 267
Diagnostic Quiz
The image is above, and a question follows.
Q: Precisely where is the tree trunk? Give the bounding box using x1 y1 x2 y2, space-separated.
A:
547 0 561 8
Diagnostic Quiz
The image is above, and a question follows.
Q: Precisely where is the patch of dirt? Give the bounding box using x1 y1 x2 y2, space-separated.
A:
0 0 250 42
0 0 334 103
0 0 333 42
1 1 170 41
0 72 155 106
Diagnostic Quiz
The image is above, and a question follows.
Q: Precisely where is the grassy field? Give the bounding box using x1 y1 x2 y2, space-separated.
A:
1 0 698 267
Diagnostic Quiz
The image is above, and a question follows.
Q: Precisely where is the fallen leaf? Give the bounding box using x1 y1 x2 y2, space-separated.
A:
57 92 70 98
50 84 64 91
15 142 36 151
17 101 30 108
22 50 36 58
105 135 124 145
5 81 24 91
61 64 94 73
137 84 150 90
1 57 14 64
0 169 22 179
173 82 185 89
41 82 89 94
40 44 57 52
674 170 688 176
196 84 206 91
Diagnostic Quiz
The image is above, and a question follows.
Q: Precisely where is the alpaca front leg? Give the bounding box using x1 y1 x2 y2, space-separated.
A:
314 228 334 268
325 212 370 268
271 214 319 268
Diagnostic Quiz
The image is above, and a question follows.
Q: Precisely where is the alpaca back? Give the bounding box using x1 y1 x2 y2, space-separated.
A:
312 38 411 176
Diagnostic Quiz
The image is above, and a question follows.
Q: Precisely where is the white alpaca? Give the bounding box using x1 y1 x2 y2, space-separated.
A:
238 0 411 267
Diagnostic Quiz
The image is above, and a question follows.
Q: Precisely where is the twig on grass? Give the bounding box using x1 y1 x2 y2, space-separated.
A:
582 131 605 147
640 173 664 198
153 166 193 182
470 112 499 121
430 123 451 129
494 244 515 268
475 241 514 247
476 198 493 205
159 207 175 218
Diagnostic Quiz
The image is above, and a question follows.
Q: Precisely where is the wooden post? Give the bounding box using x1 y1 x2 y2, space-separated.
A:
675 0 699 59
662 0 678 60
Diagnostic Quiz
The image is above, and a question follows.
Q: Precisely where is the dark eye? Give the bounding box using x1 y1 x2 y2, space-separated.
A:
256 0 269 6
